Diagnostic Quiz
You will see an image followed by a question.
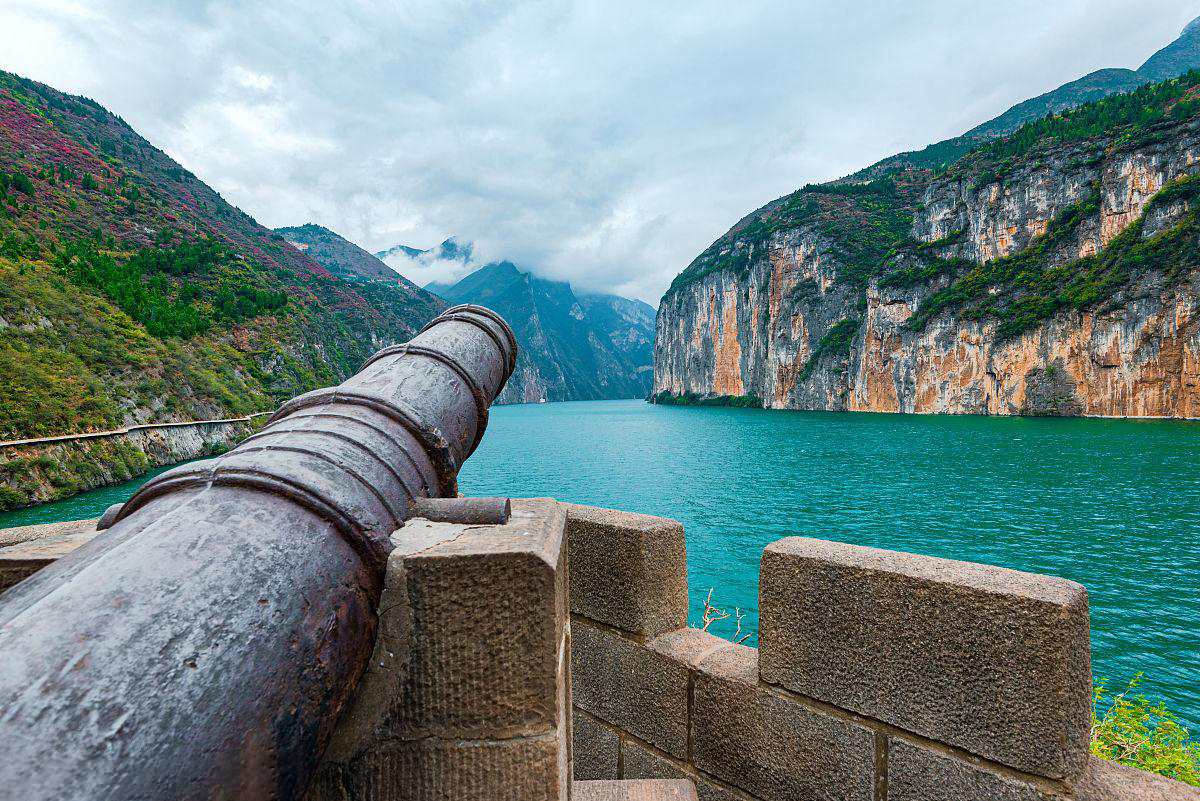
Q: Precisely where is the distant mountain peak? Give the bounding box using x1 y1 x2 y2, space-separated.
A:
276 223 438 294
427 259 654 403
1138 15 1200 81
436 236 472 262
375 236 474 265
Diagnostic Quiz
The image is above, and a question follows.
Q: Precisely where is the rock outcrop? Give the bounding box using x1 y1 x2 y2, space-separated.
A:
656 77 1200 417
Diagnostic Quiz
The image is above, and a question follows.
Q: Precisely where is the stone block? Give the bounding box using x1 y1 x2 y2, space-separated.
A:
621 739 690 782
573 709 619 780
571 619 689 757
392 499 568 739
347 735 563 801
565 504 688 637
1073 755 1200 801
647 627 734 670
759 537 1091 779
574 779 699 801
0 520 99 593
317 499 571 800
692 644 875 801
620 741 745 801
887 738 1052 801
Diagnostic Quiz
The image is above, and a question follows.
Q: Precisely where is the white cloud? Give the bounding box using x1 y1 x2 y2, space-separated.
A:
1 0 1197 303
378 252 477 289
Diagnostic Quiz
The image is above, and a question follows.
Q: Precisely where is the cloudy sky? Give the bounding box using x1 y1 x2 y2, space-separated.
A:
2 1 1197 302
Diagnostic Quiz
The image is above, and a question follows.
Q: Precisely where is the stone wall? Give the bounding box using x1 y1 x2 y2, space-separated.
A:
565 504 1200 801
4 500 1197 799
309 498 572 801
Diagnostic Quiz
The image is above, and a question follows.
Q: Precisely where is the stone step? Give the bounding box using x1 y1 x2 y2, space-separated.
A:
573 779 698 801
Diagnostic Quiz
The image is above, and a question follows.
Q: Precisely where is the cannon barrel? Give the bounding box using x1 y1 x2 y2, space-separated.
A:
0 304 517 800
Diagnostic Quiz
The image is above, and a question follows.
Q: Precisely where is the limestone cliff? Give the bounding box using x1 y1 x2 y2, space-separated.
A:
655 75 1200 417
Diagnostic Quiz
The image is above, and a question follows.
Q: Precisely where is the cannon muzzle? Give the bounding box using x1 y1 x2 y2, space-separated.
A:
0 304 516 800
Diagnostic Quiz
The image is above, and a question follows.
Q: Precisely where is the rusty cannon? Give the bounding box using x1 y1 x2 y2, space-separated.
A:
0 305 517 800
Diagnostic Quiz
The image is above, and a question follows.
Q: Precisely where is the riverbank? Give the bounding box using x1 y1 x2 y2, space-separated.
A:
0 414 267 510
0 459 205 529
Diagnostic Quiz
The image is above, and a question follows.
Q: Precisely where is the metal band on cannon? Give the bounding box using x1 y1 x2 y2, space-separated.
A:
0 305 516 801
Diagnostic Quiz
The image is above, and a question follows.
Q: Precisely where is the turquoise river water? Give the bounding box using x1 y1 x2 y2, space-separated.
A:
3 399 1198 730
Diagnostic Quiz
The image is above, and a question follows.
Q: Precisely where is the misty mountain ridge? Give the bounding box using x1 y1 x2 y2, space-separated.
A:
376 237 473 269
426 259 655 404
290 228 655 404
274 223 445 319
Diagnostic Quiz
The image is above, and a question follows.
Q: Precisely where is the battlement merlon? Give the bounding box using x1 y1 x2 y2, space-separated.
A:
564 504 1199 801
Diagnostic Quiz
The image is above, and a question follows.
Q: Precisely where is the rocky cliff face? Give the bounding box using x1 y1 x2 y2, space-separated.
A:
656 81 1200 417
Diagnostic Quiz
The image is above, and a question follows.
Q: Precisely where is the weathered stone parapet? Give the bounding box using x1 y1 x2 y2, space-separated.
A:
564 503 689 638
0 518 98 593
564 505 1199 801
572 619 690 757
886 737 1062 801
0 518 98 548
1073 755 1200 800
758 537 1092 780
693 644 875 800
575 779 699 800
2 503 1196 800
311 498 572 801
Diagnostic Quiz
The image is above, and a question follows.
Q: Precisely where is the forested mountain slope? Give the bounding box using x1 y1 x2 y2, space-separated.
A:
0 71 440 505
276 223 445 320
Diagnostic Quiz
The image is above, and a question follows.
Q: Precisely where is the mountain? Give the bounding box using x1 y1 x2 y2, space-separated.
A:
1139 15 1200 82
0 70 441 506
576 292 656 377
428 261 655 403
377 244 427 260
961 68 1150 140
850 16 1200 180
376 237 474 267
656 69 1200 417
275 223 445 320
